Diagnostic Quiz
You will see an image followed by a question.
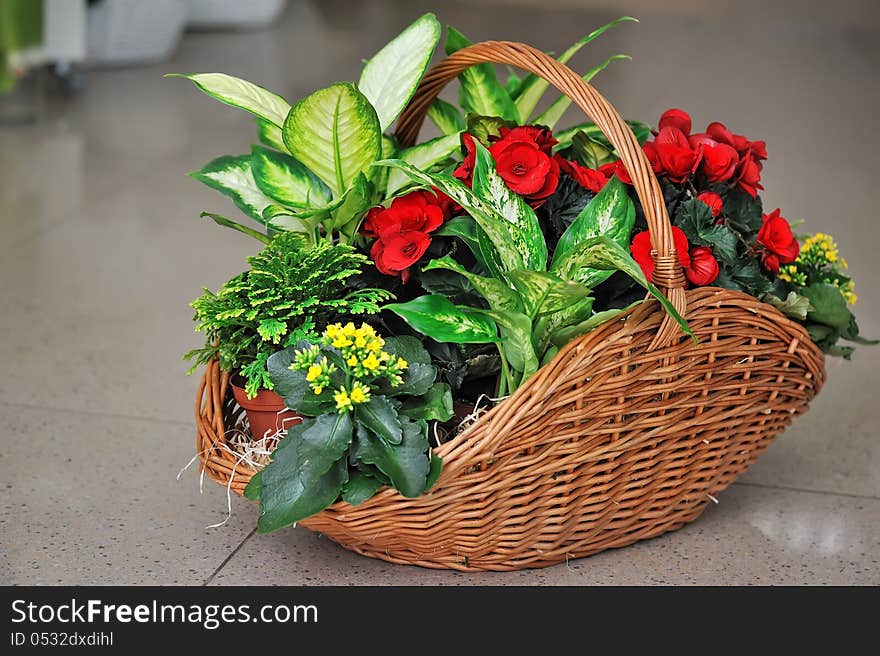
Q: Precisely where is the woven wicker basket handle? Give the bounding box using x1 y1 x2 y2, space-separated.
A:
395 40 687 344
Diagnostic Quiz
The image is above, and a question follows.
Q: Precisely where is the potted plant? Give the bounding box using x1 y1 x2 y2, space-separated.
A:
185 231 391 439
176 13 872 569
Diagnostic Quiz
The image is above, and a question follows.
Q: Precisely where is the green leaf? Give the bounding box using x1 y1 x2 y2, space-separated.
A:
552 235 693 340
715 256 770 296
169 72 291 127
423 256 522 312
266 348 336 416
400 382 454 422
243 470 262 500
424 454 443 491
427 98 465 135
801 283 853 330
505 69 524 97
327 172 373 234
199 211 269 243
533 54 631 129
445 27 518 121
282 82 381 197
722 188 763 235
354 395 402 445
506 269 592 317
385 294 499 344
551 176 635 272
386 132 463 196
471 141 549 271
571 131 614 169
674 199 738 265
534 295 595 355
763 291 813 321
382 336 432 365
358 13 441 131
513 16 637 122
435 215 504 278
466 113 516 143
341 470 383 506
255 413 353 532
189 154 276 223
255 117 289 153
471 308 539 381
262 206 320 238
554 119 652 151
251 145 331 210
390 362 437 397
373 159 528 274
549 303 638 348
354 416 432 497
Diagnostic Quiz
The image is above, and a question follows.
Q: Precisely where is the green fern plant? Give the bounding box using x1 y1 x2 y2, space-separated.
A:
185 232 393 397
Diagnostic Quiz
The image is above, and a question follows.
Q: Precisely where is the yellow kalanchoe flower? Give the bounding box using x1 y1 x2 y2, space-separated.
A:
334 388 351 411
346 354 358 366
305 364 323 382
349 382 370 404
361 352 380 371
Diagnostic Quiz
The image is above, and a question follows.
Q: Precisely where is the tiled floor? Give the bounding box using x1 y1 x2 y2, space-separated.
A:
1 0 878 585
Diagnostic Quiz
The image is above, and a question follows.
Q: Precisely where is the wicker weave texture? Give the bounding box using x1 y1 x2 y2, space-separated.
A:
192 42 826 571
196 288 824 570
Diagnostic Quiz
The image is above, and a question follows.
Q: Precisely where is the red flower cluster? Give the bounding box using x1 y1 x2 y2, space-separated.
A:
454 126 560 207
630 226 719 287
756 208 799 273
600 109 767 198
361 189 451 282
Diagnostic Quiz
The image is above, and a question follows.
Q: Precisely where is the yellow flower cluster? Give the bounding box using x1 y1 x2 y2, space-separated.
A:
799 232 839 266
290 322 409 413
776 232 857 306
777 264 806 286
839 279 858 305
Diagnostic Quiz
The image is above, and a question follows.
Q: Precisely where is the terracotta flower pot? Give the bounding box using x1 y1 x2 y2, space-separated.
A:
230 380 301 440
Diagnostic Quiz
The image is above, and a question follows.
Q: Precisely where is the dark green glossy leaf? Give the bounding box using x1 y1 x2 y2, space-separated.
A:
354 395 402 445
553 119 651 152
424 453 443 491
400 382 454 422
674 199 738 265
382 335 431 365
255 413 353 532
266 348 336 415
470 308 539 380
341 470 383 506
435 215 503 278
802 283 853 330
354 416 432 497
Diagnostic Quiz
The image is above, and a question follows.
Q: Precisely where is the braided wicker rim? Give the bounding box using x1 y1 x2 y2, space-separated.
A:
193 42 827 571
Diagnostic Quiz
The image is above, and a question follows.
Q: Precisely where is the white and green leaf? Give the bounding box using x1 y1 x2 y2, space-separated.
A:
358 13 441 131
386 131 462 196
169 72 291 127
200 211 270 243
506 269 592 318
282 82 381 197
251 145 331 209
255 117 289 152
427 98 465 135
423 256 522 312
189 154 276 223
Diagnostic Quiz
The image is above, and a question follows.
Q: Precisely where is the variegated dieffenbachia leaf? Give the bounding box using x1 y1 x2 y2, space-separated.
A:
358 13 441 131
427 98 465 135
385 132 462 196
445 27 518 122
251 145 331 210
189 154 275 223
255 117 289 152
282 82 381 197
471 141 548 271
169 72 291 127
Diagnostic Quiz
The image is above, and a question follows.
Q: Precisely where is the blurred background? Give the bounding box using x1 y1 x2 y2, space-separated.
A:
1 0 878 585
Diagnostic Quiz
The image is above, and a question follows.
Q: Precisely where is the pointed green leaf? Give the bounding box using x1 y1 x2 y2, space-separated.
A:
385 294 498 344
514 17 636 122
189 154 276 223
354 416 432 497
251 145 331 210
327 172 373 233
549 303 639 348
199 212 269 243
255 117 289 152
169 72 291 126
534 54 631 128
422 256 522 312
424 453 443 491
255 413 353 532
445 27 518 121
570 131 614 169
266 348 337 415
382 336 432 365
263 205 320 238
282 82 381 196
427 98 465 135
551 176 635 271
471 141 549 271
386 132 463 196
354 395 402 445
470 308 539 381
506 269 592 317
359 13 441 131
552 235 693 339
435 215 504 278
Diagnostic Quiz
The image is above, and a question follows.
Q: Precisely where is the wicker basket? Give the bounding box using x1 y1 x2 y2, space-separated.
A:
194 41 826 571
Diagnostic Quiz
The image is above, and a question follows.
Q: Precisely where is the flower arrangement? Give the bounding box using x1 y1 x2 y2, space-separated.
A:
176 13 871 535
